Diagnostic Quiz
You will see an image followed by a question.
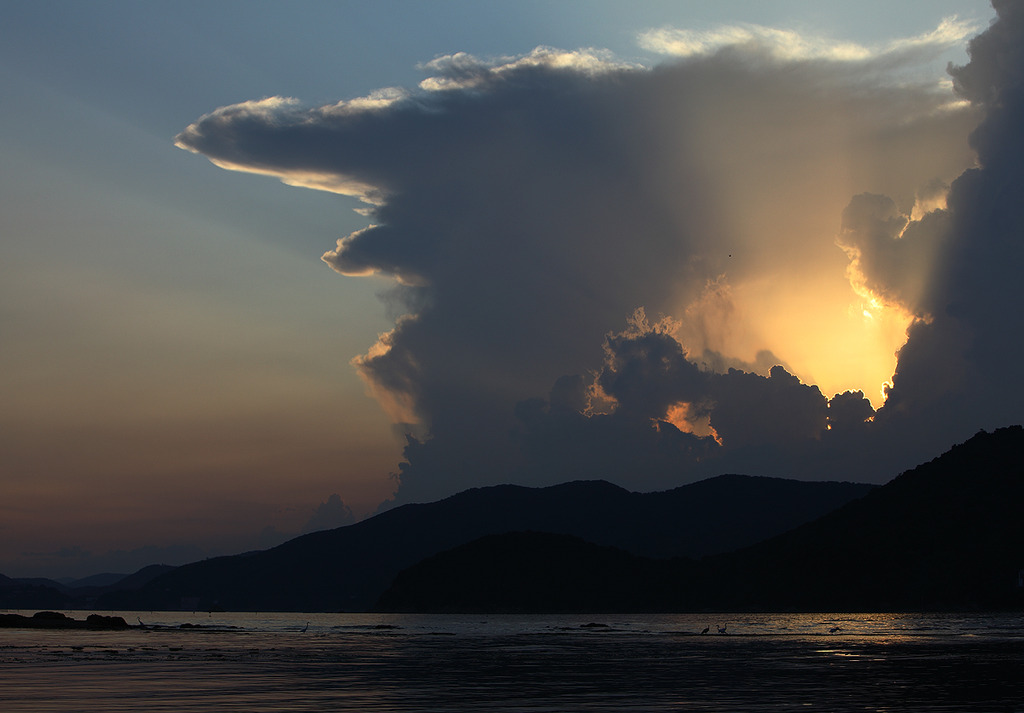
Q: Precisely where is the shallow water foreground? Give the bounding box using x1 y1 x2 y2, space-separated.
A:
1 611 1022 712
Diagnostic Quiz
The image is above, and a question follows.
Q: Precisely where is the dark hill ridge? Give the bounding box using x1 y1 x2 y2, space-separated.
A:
376 427 1024 612
97 474 872 612
64 572 129 588
376 532 686 613
0 564 176 610
711 425 1024 610
0 577 73 610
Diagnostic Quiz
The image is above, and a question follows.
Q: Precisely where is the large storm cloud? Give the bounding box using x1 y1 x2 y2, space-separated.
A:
838 0 1024 465
176 7 1020 504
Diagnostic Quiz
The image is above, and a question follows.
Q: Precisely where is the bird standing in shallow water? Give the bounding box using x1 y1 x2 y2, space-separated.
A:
700 626 709 635
718 624 728 634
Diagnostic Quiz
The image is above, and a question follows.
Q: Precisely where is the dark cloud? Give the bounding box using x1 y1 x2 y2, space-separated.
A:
597 312 706 422
256 525 291 550
837 192 950 315
303 493 356 533
859 0 1024 468
509 319 869 489
510 337 721 493
826 390 876 433
176 14 1018 503
710 366 828 450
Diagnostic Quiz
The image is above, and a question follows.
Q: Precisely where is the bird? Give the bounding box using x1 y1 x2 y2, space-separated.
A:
700 626 710 635
717 624 728 634
300 622 309 633
829 626 843 633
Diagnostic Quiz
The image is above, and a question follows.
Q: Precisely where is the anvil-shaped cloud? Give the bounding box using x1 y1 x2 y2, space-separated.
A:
176 3 1021 504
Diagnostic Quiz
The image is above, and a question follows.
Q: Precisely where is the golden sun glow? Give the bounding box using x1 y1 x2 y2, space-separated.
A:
745 277 912 407
678 269 913 409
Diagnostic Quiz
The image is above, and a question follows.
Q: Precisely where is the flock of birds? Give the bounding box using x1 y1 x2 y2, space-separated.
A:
698 625 729 635
698 624 843 635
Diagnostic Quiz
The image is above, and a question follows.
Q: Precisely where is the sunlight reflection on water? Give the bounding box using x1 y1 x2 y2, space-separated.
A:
1 611 1022 712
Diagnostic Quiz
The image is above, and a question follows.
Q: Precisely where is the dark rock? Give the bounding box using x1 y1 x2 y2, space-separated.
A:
33 611 70 621
86 614 129 630
0 611 130 629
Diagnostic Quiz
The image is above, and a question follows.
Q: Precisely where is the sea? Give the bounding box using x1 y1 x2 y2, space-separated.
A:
1 610 1022 712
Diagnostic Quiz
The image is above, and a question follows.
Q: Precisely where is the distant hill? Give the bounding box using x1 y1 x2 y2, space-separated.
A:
0 564 175 610
96 475 872 612
0 575 74 610
376 427 1024 612
64 572 129 588
376 532 684 613
108 564 176 592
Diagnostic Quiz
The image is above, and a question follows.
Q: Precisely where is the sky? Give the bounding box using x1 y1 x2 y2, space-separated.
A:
2 0 1016 579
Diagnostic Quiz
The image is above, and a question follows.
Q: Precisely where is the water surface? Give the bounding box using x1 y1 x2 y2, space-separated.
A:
2 611 1021 711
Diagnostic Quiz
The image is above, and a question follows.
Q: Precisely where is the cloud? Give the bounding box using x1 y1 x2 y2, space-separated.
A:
710 366 828 450
827 390 876 433
638 16 978 64
417 47 632 92
868 0 1024 458
508 316 863 490
596 310 705 422
836 192 951 315
303 493 356 533
176 13 1013 503
592 314 833 454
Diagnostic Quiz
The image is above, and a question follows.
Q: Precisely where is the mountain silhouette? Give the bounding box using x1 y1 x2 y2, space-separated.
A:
709 425 1024 610
0 574 75 610
376 531 686 613
376 427 1024 612
0 563 176 610
95 474 871 612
